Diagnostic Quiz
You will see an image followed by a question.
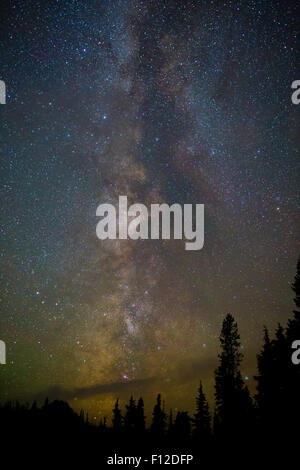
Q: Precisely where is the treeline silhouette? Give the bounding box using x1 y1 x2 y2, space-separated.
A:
1 258 299 465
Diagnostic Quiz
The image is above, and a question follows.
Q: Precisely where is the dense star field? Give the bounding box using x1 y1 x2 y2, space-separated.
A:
0 0 299 422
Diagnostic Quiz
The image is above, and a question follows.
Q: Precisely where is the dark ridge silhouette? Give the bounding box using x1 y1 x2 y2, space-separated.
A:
1 256 300 466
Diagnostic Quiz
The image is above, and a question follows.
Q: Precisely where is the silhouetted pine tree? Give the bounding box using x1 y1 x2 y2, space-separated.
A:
254 326 278 432
213 410 220 436
193 381 211 441
124 396 136 432
151 394 166 439
79 408 85 422
272 324 290 401
286 256 300 431
287 255 300 387
168 408 173 435
173 411 191 443
99 416 107 431
268 324 291 434
43 397 49 409
112 398 123 432
215 313 253 437
136 397 146 433
287 255 300 340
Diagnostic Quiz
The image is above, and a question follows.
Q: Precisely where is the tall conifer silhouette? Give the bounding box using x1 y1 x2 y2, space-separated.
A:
255 327 275 425
136 397 146 433
124 396 136 431
288 255 300 338
151 394 166 439
112 398 123 432
173 411 191 443
193 381 211 441
215 313 252 437
285 256 300 438
168 408 173 436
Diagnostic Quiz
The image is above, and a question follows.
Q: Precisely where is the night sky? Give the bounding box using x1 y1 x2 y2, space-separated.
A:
1 0 299 423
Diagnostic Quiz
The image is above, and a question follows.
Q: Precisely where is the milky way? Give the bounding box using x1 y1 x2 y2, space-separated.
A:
1 0 299 422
